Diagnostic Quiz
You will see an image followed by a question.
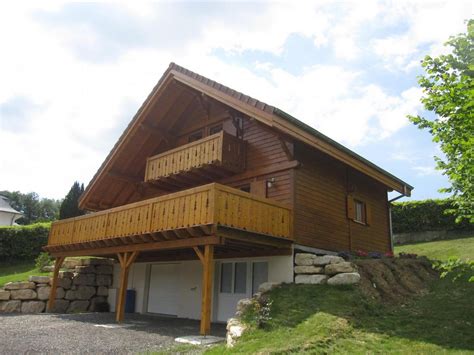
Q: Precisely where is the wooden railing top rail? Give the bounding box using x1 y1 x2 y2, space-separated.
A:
146 131 225 163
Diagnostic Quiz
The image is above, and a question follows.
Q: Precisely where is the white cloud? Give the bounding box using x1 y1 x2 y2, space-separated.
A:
0 1 462 199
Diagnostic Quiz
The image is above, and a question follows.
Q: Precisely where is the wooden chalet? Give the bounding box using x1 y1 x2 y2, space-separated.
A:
44 63 413 335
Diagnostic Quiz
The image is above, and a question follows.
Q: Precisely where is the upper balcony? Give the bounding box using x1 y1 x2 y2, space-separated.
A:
45 183 293 257
144 131 245 189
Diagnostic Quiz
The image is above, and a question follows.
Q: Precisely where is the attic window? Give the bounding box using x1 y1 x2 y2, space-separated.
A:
188 130 203 143
209 124 223 135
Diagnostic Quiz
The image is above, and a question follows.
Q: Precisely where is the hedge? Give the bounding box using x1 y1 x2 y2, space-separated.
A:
0 222 51 261
392 199 473 234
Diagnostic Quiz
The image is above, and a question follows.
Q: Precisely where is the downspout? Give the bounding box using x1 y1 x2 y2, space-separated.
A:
388 193 406 252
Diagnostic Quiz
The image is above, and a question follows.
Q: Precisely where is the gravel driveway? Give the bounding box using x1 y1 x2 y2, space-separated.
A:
0 313 226 354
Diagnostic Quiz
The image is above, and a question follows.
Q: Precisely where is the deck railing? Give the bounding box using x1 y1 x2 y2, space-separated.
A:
144 131 245 182
48 183 292 246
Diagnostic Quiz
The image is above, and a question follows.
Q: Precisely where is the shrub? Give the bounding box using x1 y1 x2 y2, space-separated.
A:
35 252 53 270
0 223 51 261
433 258 474 283
392 199 473 234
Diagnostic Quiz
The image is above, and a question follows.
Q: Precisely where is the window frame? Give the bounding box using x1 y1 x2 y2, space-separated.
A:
353 199 366 224
187 129 204 143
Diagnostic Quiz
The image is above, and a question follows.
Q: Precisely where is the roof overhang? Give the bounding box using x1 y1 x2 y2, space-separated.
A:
79 63 412 209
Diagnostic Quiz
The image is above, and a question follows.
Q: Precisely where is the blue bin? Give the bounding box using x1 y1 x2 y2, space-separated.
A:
125 289 136 313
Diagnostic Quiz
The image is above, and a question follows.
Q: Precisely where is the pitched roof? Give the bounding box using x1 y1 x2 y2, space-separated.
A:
79 63 412 209
0 195 22 215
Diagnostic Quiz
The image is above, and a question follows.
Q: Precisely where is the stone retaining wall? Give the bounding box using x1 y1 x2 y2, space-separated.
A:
0 258 113 314
294 252 361 285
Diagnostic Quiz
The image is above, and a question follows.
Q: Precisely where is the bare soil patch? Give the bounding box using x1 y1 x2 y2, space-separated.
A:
354 258 438 303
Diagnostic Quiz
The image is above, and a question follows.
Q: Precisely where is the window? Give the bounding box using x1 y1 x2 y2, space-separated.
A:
220 263 233 293
234 262 247 294
209 124 223 135
188 130 203 143
252 262 268 294
354 199 366 224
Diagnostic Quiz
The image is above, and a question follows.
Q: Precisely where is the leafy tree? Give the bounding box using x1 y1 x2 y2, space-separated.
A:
409 19 474 223
59 182 85 219
0 190 61 224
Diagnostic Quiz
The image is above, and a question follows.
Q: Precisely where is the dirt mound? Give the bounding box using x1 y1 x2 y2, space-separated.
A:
354 258 438 303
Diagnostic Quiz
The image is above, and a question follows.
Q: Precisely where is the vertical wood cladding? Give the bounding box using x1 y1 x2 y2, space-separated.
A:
294 144 390 252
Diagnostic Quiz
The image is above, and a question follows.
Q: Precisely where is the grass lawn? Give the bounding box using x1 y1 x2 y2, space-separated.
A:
395 236 474 261
207 271 473 354
0 261 50 287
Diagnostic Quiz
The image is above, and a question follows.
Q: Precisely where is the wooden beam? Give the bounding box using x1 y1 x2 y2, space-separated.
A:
115 251 140 323
200 244 214 335
217 227 292 248
193 246 204 263
107 171 142 184
47 236 223 258
46 256 65 312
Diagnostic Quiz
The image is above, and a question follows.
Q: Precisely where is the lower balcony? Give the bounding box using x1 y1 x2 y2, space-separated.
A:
44 183 293 258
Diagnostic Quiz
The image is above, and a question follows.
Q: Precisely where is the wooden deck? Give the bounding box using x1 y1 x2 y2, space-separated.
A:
47 183 292 252
144 131 245 189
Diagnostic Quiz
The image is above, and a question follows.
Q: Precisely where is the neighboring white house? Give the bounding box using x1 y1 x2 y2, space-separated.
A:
0 195 22 226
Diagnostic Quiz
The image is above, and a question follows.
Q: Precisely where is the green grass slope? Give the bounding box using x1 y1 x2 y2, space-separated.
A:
208 274 473 354
0 261 49 287
395 236 474 261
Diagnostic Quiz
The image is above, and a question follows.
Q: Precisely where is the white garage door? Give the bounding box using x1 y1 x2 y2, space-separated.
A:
147 264 179 316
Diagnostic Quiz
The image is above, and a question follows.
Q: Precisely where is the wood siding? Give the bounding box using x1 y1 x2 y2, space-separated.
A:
294 144 391 252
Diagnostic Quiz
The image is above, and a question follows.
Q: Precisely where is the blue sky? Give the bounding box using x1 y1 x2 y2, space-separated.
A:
0 1 472 200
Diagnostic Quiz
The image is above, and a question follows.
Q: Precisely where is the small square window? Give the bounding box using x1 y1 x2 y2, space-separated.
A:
188 130 203 143
354 200 366 224
209 124 223 135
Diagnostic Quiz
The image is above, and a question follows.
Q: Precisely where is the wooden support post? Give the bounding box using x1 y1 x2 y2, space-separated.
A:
115 251 139 323
198 245 214 336
47 256 65 312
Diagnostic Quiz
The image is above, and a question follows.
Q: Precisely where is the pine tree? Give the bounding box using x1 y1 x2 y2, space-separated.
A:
59 182 85 219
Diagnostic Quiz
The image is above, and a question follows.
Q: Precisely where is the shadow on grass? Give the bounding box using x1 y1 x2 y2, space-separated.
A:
262 275 474 352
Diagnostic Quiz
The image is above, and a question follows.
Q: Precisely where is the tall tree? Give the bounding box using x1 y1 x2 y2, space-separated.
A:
409 19 474 223
59 182 85 219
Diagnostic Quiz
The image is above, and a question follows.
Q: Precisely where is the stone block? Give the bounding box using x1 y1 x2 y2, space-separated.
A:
59 271 74 279
49 299 69 313
88 296 106 311
0 300 21 313
21 301 45 313
37 286 50 300
57 278 72 289
63 259 82 269
327 272 361 286
73 273 96 286
41 265 54 272
325 262 357 275
295 274 328 284
295 253 315 266
81 258 113 266
55 287 65 299
29 276 51 284
4 281 35 290
75 286 96 300
96 274 112 286
75 266 96 274
67 300 89 313
226 318 247 348
294 265 324 274
64 290 76 300
95 265 113 275
313 255 345 266
96 286 108 297
0 290 10 300
11 289 37 300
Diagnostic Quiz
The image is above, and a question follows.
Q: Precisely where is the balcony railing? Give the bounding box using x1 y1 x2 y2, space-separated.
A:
48 183 292 247
144 131 245 185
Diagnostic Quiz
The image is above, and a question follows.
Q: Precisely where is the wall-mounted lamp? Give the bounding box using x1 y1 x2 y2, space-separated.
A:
266 177 276 189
